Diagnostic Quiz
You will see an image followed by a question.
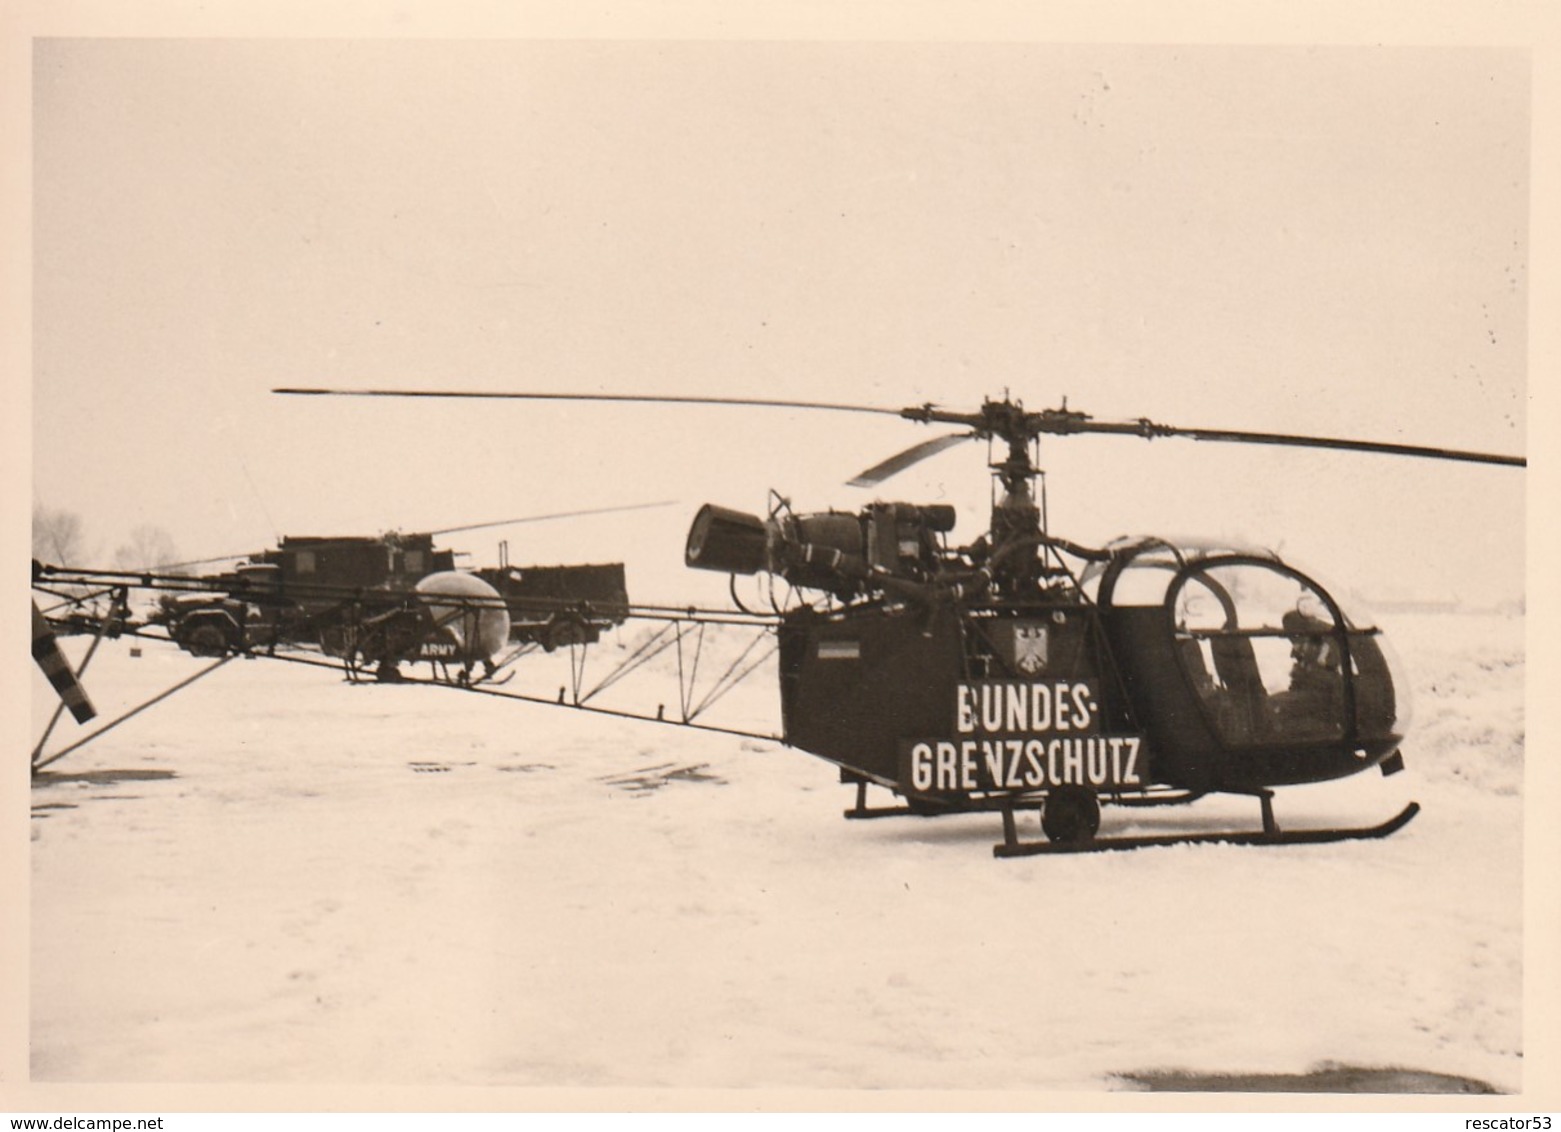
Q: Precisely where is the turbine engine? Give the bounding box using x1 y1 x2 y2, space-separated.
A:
685 501 957 600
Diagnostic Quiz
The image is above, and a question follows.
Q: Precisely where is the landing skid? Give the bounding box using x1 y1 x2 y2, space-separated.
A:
993 801 1420 857
844 803 913 819
842 779 990 820
359 663 516 689
841 780 1201 821
842 781 1420 856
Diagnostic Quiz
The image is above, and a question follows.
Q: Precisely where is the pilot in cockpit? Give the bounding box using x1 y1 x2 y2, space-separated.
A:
1268 609 1344 734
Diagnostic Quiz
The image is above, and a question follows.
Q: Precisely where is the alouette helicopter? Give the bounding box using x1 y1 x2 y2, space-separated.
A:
267 386 1526 856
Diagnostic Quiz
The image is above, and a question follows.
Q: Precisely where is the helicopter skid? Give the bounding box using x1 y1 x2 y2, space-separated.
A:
993 801 1420 857
841 779 1200 822
844 802 928 820
844 800 977 820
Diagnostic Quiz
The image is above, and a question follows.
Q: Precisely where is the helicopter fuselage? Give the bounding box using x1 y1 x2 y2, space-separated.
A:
695 495 1407 808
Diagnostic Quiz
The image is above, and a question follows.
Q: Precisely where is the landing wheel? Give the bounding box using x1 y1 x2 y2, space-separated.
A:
1042 785 1101 845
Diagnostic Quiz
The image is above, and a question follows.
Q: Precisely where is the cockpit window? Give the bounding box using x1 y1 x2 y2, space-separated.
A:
1169 561 1396 746
1094 539 1403 748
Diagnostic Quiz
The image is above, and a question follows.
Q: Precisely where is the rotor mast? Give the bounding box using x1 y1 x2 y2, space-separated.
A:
902 397 1069 596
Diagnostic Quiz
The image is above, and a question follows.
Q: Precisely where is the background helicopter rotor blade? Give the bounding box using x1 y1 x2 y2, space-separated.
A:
157 551 262 572
424 500 678 537
274 386 908 418
1060 415 1527 467
846 432 975 488
155 502 680 571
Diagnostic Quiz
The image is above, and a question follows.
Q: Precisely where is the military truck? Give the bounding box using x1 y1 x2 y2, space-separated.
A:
473 562 630 651
156 533 629 657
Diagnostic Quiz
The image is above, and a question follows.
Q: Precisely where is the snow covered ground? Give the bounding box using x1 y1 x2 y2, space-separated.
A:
28 609 1526 1095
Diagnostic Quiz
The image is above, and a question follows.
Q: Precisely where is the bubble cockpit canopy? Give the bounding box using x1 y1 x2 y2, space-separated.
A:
1086 537 1407 750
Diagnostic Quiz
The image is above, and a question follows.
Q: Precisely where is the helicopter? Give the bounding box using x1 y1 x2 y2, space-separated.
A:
272 386 1526 855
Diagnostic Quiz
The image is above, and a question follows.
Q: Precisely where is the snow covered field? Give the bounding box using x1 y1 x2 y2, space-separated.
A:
28 609 1525 1094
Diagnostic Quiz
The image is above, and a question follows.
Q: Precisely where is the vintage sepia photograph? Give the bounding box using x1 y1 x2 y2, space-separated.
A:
8 7 1554 1120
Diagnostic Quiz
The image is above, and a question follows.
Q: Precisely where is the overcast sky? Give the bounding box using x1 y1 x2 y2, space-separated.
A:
26 38 1529 607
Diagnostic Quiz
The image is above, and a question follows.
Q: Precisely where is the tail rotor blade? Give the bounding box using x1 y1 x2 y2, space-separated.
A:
32 601 96 724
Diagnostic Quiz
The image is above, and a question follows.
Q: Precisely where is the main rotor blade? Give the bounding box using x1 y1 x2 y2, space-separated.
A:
426 500 678 536
1072 417 1527 467
274 387 906 418
274 387 1527 467
847 432 974 488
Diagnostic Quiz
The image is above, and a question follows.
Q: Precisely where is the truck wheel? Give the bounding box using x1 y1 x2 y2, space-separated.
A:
545 615 587 652
183 621 233 658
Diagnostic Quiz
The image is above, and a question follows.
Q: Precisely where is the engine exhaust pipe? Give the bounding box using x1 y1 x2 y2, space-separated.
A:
685 504 769 574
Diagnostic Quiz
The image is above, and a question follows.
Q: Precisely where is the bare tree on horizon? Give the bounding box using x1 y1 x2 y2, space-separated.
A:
112 524 182 572
32 504 89 566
